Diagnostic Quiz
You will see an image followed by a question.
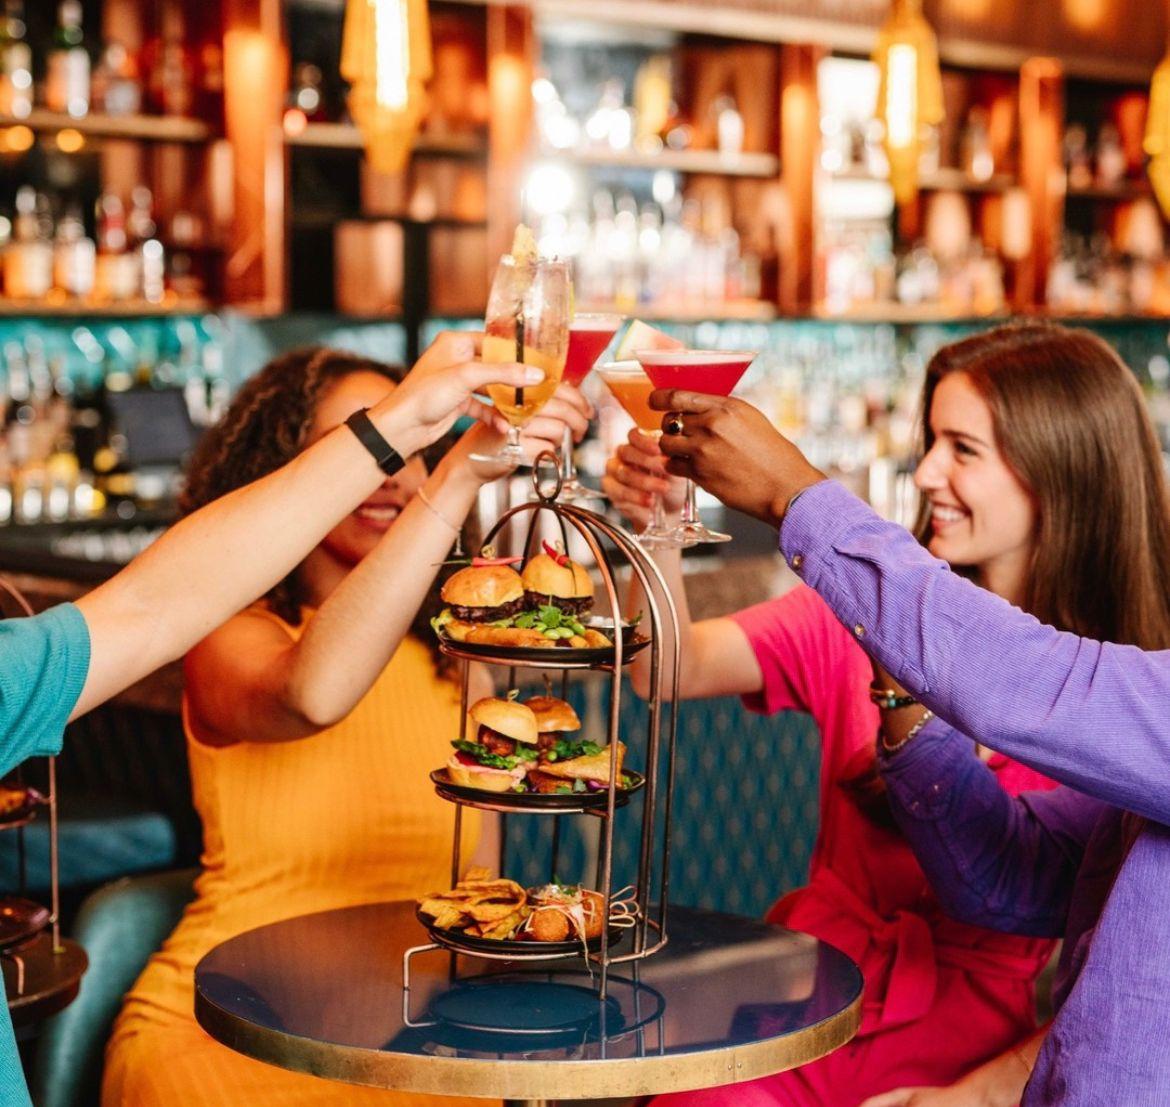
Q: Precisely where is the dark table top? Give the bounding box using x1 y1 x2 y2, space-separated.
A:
195 901 862 1102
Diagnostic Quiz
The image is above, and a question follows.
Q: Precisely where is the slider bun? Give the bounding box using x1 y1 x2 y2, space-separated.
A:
525 696 581 733
468 697 540 746
441 565 524 608
521 554 594 601
446 757 521 793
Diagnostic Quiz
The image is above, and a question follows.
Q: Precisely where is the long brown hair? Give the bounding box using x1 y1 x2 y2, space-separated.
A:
845 322 1170 823
180 347 473 667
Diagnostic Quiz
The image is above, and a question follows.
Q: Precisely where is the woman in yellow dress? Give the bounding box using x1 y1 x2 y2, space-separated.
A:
102 340 591 1106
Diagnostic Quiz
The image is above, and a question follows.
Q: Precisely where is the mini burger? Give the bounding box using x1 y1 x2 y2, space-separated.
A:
447 695 540 793
523 694 625 793
521 548 594 618
434 564 527 642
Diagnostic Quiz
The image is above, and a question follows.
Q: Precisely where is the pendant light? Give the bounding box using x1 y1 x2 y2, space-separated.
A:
340 0 433 175
873 0 945 205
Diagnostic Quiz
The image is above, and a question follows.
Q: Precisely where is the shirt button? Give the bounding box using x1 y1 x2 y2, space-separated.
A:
791 554 804 570
853 624 865 637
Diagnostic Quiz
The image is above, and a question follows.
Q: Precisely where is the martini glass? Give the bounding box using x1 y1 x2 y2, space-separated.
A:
558 313 623 501
596 360 692 549
633 349 757 545
472 256 571 465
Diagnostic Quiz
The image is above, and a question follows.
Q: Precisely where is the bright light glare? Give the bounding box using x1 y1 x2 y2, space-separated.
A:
885 44 917 150
651 170 676 205
374 0 410 110
525 164 575 216
531 77 557 104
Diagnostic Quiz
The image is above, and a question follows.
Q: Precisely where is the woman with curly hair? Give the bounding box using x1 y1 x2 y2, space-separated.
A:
102 339 591 1107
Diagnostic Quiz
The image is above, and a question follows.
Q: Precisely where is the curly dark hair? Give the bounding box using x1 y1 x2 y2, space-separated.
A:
180 346 475 670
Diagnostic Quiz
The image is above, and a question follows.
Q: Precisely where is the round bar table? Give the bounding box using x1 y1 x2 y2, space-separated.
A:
195 901 862 1106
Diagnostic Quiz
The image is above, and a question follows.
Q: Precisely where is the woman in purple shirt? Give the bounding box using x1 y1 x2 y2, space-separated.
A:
650 322 1170 1107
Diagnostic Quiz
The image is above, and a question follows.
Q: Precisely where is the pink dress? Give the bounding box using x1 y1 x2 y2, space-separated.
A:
651 585 1057 1107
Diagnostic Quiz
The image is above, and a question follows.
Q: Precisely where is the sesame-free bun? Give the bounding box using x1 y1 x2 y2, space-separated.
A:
446 757 521 793
441 565 524 608
468 696 540 746
525 696 581 733
521 554 593 601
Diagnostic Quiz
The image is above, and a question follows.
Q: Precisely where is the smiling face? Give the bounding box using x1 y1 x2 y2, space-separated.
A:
306 370 428 569
914 371 1038 604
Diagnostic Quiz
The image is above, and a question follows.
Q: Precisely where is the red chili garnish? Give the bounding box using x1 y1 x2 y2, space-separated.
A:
471 556 524 567
542 540 570 567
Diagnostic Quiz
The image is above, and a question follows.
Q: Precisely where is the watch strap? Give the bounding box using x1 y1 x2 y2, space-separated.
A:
344 407 406 476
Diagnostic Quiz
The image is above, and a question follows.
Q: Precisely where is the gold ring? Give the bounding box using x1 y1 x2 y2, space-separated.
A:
664 412 685 436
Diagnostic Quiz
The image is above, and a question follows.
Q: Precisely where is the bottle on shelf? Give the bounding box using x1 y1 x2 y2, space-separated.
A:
4 186 53 300
93 192 139 303
0 1 32 119
92 41 142 117
52 202 96 300
144 2 194 117
45 0 90 118
126 187 165 303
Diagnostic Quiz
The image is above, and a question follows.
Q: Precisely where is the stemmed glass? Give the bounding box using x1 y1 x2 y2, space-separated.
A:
558 313 623 501
597 360 693 549
472 256 572 466
633 349 757 545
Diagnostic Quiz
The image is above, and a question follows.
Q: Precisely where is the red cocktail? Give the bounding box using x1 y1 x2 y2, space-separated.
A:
631 349 758 544
558 313 623 502
564 314 622 387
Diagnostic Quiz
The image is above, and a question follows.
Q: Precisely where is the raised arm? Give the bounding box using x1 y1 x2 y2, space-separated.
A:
652 389 1170 825
880 721 1107 935
73 337 544 720
186 395 590 745
601 428 761 701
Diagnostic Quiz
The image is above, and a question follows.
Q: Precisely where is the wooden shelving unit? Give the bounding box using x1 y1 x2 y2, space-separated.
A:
0 298 211 318
287 123 487 158
553 146 780 179
829 167 1017 194
0 110 213 144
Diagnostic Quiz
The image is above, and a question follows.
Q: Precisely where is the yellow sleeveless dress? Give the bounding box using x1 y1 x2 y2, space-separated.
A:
102 609 486 1107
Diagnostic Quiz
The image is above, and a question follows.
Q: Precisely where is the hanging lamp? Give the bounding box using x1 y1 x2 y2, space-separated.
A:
340 0 433 175
873 0 945 205
1145 25 1170 218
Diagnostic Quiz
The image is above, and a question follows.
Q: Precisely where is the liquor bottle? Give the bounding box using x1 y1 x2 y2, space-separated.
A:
93 192 138 302
93 42 142 116
45 0 90 118
0 1 32 119
144 2 193 117
4 185 53 299
53 202 96 298
127 186 165 302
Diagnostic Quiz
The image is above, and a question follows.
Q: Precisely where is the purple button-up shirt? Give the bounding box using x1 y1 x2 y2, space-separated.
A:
781 480 1170 1106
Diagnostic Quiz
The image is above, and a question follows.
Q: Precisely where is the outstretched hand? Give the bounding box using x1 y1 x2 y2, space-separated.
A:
384 330 544 453
651 390 825 528
602 428 687 530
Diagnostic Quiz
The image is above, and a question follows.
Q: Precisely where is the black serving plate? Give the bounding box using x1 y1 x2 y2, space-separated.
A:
417 907 627 959
438 618 650 666
431 768 644 812
0 897 50 949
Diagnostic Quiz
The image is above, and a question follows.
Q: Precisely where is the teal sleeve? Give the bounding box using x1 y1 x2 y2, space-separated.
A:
0 603 91 776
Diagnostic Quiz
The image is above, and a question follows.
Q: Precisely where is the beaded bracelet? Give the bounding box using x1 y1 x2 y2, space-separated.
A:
869 684 918 710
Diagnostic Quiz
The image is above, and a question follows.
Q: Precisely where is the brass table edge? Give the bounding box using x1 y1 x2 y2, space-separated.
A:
194 986 862 1099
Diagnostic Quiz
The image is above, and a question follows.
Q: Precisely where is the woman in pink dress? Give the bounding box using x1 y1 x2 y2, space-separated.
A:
603 323 1170 1107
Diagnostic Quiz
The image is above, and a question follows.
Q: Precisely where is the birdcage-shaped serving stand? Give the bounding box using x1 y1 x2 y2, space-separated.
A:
405 458 681 1002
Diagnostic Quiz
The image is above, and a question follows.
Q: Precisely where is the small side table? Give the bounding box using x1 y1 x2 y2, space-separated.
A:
5 935 88 1031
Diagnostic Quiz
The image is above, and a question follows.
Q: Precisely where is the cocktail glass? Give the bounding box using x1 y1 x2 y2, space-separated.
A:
596 360 693 550
633 349 757 545
558 313 623 501
472 256 571 466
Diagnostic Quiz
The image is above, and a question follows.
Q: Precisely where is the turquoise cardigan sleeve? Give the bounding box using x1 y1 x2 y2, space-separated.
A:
0 603 91 776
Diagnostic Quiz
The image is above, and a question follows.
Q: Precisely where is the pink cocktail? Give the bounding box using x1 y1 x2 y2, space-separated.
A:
557 313 623 502
564 314 622 387
631 349 758 544
631 349 754 397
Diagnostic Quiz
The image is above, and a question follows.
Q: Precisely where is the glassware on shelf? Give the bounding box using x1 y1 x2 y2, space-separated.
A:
596 360 688 550
473 255 572 467
0 1 32 120
633 349 757 545
45 0 89 118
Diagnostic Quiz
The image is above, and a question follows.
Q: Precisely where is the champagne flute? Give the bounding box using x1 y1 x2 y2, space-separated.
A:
558 312 623 501
634 349 757 545
472 256 571 466
597 360 693 549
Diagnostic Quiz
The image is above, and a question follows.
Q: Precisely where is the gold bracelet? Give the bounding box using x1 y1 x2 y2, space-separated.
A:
416 488 462 536
880 709 934 754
